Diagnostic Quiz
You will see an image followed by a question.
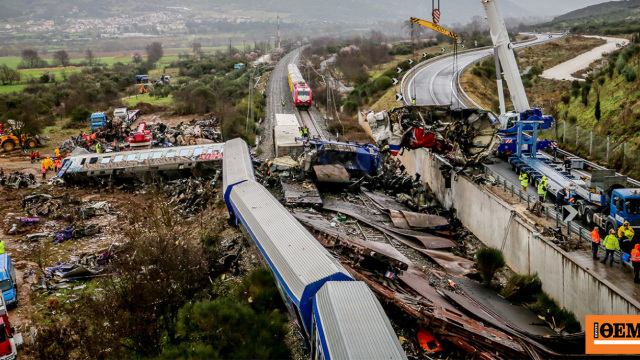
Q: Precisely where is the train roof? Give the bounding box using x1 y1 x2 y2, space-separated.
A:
61 143 223 176
314 281 407 360
229 180 352 302
275 113 300 127
222 138 255 198
288 63 306 84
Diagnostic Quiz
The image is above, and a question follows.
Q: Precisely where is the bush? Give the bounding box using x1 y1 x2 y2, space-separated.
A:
374 76 393 91
343 101 359 115
500 274 542 303
567 115 578 124
529 292 581 333
389 43 413 56
622 65 637 82
561 94 570 105
529 66 543 77
475 247 505 285
70 105 91 123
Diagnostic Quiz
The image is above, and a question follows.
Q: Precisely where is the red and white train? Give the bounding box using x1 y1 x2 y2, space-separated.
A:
287 64 312 108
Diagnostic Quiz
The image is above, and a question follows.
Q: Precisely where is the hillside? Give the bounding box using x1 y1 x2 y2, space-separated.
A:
533 0 640 34
0 0 555 23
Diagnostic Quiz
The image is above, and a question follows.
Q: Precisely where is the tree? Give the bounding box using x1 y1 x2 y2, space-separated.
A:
53 50 70 67
0 65 19 85
85 49 95 66
192 41 202 54
132 52 143 64
595 92 601 122
145 42 164 63
21 48 40 68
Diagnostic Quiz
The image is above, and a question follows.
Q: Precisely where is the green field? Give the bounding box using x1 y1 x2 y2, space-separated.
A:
122 93 174 107
0 84 30 94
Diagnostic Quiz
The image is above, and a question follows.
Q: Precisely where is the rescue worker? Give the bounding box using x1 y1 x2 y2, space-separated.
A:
532 177 548 216
55 147 60 160
591 226 601 260
519 172 528 192
563 156 571 172
95 142 102 154
618 221 635 255
282 100 286 108
30 151 35 163
302 126 309 137
556 188 567 209
41 166 46 180
601 229 620 267
632 244 640 283
412 97 416 105
0 239 4 254
618 221 635 243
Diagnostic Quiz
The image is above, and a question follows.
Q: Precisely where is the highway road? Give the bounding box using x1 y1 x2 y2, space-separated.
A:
403 34 564 107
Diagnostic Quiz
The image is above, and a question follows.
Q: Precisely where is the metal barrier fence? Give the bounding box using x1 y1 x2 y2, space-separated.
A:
482 164 631 267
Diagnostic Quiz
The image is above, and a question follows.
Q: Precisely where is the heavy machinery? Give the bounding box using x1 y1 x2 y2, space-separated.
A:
479 0 640 233
126 122 152 148
140 83 153 94
90 112 108 133
297 138 382 182
113 107 140 128
0 133 43 152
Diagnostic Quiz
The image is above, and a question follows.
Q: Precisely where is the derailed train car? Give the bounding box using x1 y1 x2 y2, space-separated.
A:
223 138 406 360
58 143 223 184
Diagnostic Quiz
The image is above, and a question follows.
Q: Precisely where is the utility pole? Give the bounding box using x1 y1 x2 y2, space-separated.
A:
277 12 281 49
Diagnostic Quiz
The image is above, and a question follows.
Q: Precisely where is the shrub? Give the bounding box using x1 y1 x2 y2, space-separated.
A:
567 115 578 124
529 292 581 333
500 274 542 303
374 76 393 91
70 105 91 123
475 247 505 285
561 94 570 105
389 44 413 56
622 65 637 82
343 101 359 115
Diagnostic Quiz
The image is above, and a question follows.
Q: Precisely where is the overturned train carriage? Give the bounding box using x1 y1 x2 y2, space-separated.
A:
59 143 224 184
222 138 406 360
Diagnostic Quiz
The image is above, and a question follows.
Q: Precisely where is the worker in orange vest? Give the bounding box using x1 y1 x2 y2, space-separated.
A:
632 244 640 283
590 226 601 260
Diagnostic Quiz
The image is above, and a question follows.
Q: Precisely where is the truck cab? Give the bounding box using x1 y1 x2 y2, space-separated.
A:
0 255 17 308
90 112 108 133
609 189 640 229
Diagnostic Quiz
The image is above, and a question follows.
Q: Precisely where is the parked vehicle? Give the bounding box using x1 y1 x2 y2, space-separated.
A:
0 254 17 308
90 112 108 133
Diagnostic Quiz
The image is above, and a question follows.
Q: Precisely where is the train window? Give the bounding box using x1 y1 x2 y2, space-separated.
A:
166 152 175 158
100 157 111 164
206 148 214 154
89 157 98 164
179 149 190 157
193 147 204 156
126 154 137 161
113 155 124 163
140 153 150 160
152 152 163 159
80 158 86 165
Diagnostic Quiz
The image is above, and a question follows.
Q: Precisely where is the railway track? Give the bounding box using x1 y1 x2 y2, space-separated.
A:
298 109 325 139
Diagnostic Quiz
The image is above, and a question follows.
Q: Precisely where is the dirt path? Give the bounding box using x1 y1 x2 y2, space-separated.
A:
540 36 629 82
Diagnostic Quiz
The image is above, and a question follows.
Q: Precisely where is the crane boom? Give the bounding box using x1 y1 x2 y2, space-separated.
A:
481 0 530 112
410 17 458 40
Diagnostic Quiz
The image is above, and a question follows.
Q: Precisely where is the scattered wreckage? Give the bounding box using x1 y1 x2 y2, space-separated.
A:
362 105 500 166
0 170 36 189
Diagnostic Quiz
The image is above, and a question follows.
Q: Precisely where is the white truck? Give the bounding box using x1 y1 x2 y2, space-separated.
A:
113 108 140 128
274 113 303 158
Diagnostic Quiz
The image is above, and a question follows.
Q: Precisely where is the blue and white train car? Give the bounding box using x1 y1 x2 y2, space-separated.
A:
228 180 353 343
312 281 407 360
222 138 255 217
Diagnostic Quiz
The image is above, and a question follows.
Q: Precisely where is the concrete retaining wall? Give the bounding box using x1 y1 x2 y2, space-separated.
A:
397 148 640 327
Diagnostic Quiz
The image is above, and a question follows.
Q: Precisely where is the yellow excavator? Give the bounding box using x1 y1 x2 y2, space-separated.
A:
140 83 153 94
0 133 43 151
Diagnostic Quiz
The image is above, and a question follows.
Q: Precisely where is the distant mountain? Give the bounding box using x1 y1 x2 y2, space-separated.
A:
0 0 614 24
531 0 640 33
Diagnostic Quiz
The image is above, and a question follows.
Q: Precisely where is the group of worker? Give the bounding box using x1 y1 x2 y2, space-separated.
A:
591 222 640 283
519 173 549 216
299 126 309 138
39 147 65 180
